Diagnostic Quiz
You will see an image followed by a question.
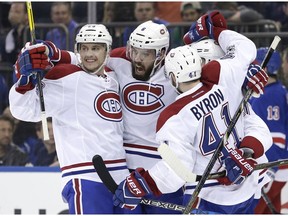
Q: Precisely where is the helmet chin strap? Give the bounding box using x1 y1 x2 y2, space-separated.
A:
91 55 109 75
78 50 110 76
149 53 165 78
91 46 111 75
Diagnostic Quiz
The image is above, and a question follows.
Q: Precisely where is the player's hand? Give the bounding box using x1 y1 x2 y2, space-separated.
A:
242 64 268 98
113 168 161 210
217 148 257 185
183 10 227 44
42 40 61 62
14 42 50 93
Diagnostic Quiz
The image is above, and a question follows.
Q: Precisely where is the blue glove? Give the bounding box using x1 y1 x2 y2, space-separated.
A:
113 168 160 210
218 148 257 185
183 11 227 44
242 64 268 98
17 45 48 82
14 42 50 94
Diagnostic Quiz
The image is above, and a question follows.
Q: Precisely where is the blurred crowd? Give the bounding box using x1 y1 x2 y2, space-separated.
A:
0 1 288 168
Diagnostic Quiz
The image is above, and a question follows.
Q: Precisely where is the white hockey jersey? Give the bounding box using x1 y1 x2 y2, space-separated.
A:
46 46 179 171
150 30 272 206
9 64 130 186
106 48 179 170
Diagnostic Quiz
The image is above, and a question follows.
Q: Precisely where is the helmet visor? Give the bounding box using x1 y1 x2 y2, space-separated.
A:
130 47 156 62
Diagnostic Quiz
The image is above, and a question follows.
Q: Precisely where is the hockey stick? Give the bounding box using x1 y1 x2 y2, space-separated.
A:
261 188 280 214
93 153 286 213
159 143 288 180
26 1 49 141
92 154 188 213
92 155 218 214
182 35 281 214
209 158 288 179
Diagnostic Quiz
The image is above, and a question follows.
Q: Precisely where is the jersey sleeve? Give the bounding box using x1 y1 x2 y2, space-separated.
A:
54 50 79 66
150 113 197 193
8 65 79 122
202 29 256 89
148 156 185 194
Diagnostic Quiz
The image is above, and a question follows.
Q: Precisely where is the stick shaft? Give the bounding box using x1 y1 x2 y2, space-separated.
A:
26 1 49 141
208 158 288 179
261 189 279 214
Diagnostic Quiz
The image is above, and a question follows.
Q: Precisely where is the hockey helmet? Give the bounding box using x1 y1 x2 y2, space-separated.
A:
165 45 202 89
256 47 281 75
189 39 225 64
128 20 169 57
75 24 112 51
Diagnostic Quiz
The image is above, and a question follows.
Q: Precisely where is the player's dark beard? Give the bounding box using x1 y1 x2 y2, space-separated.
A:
131 63 154 81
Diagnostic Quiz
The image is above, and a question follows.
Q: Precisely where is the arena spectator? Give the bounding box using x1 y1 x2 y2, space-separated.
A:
0 2 28 64
33 118 58 167
213 2 264 23
101 2 126 49
171 2 203 48
122 2 169 46
45 2 78 51
0 115 29 166
0 74 8 115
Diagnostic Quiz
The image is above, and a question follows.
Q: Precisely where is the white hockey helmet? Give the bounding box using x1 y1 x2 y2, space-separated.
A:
128 20 170 57
75 24 112 51
165 45 202 88
189 39 225 65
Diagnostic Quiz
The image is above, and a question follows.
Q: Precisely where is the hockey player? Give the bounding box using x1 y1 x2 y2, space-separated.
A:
10 20 181 214
105 20 184 213
189 39 272 212
8 24 131 214
251 48 288 214
11 11 271 214
112 13 272 214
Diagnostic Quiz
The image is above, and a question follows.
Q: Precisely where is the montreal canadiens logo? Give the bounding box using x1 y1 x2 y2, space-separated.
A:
122 82 165 115
94 91 122 122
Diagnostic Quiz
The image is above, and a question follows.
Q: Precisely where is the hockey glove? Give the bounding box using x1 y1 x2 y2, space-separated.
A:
242 64 268 98
113 168 161 210
14 42 51 94
183 10 227 44
42 40 61 62
218 148 257 185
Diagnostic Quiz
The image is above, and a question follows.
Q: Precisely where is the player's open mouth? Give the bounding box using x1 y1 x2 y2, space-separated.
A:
135 65 144 74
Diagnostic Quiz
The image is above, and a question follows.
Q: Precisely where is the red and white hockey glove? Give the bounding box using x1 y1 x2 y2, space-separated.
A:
183 10 227 44
113 168 161 210
14 40 61 94
242 64 268 98
218 148 257 185
42 40 61 62
14 42 50 94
